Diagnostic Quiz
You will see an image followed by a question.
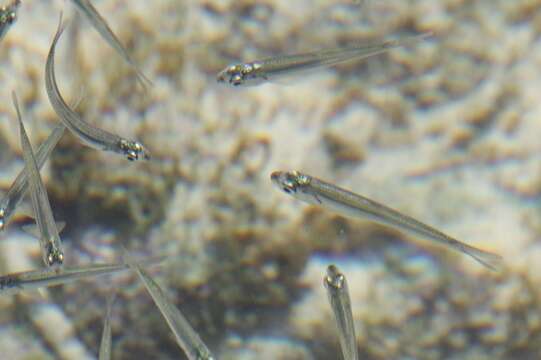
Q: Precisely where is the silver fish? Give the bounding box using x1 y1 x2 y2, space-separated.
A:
0 0 20 42
271 170 503 271
0 260 157 296
125 256 215 360
70 0 152 89
45 14 150 161
324 265 358 360
217 32 431 87
0 124 65 232
98 294 115 360
12 91 64 267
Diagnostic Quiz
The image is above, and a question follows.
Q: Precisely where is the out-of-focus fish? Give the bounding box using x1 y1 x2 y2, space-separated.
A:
45 14 150 161
12 91 64 267
271 170 503 271
69 0 152 89
0 258 161 296
0 0 20 42
125 255 215 360
217 32 431 87
324 265 358 360
98 294 115 360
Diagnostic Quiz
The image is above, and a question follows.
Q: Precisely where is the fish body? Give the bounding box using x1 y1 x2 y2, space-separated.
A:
0 0 20 41
45 15 150 161
70 0 151 88
99 294 115 360
271 170 503 271
12 92 64 267
0 124 65 232
324 265 358 360
217 33 431 87
125 257 215 360
0 262 129 296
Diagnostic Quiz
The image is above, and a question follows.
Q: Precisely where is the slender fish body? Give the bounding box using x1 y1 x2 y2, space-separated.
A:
217 32 431 87
70 0 152 89
0 124 65 232
0 262 131 296
45 14 150 161
12 91 64 267
125 256 215 360
99 294 115 360
324 265 359 360
271 171 503 271
0 0 20 42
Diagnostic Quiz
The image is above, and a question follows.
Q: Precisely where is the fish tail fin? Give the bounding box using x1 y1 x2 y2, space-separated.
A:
461 243 504 272
134 67 153 92
385 31 433 50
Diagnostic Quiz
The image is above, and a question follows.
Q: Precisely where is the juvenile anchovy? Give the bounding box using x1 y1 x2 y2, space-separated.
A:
217 32 431 87
0 0 20 42
0 124 65 232
69 0 152 89
99 294 115 360
0 261 150 296
125 257 215 360
12 91 64 267
271 171 503 271
324 265 358 360
45 15 150 161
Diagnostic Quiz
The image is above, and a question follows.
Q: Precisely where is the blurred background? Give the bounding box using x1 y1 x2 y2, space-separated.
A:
0 0 540 359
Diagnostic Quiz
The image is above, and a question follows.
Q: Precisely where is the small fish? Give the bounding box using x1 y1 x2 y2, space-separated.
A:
217 32 431 87
0 259 159 296
98 294 115 360
45 14 150 161
69 0 152 89
324 265 358 360
271 171 503 271
0 124 65 232
125 255 215 360
12 91 64 267
0 0 20 42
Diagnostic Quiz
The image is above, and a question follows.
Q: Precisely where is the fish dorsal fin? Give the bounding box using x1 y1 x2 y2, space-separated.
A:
22 220 66 238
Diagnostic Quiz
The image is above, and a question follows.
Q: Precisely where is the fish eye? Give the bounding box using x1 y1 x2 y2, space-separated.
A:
127 151 137 161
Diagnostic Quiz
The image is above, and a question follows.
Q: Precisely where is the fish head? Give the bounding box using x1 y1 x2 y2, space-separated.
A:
270 170 313 201
0 5 17 25
216 62 264 87
324 265 345 290
45 243 64 267
119 140 150 161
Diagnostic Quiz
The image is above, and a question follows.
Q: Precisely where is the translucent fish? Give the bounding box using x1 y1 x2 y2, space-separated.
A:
217 32 431 87
0 260 153 296
125 254 215 360
0 0 20 42
98 294 115 360
45 14 150 161
271 170 504 271
12 91 64 267
69 0 152 89
0 124 65 232
324 265 358 360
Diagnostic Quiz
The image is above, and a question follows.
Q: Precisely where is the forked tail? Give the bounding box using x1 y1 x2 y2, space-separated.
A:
460 242 504 272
